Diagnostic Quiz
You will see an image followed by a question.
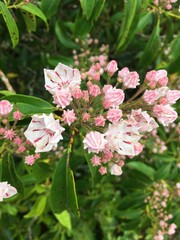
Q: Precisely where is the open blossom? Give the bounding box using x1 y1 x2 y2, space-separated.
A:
83 131 107 153
104 86 125 108
110 164 122 176
105 120 141 156
53 89 72 109
44 63 81 95
0 100 13 116
0 182 17 202
106 60 118 76
62 109 76 126
153 104 177 126
24 113 65 152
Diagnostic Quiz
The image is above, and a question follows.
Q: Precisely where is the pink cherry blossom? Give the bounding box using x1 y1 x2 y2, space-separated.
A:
0 182 17 202
0 100 13 116
83 131 107 154
53 89 72 109
106 108 122 123
106 60 118 76
123 71 140 89
44 63 81 95
94 115 105 127
104 86 125 108
24 113 65 152
110 164 122 176
62 109 76 126
153 104 177 126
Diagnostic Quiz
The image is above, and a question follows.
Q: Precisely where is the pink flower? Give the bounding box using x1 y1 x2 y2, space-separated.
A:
62 109 76 126
13 111 23 120
25 155 36 166
168 223 177 235
118 67 129 79
166 90 180 104
0 128 5 134
134 143 144 155
104 86 125 108
0 182 17 202
91 155 101 166
166 4 172 10
123 71 140 89
44 63 81 95
0 100 13 116
82 90 89 101
4 129 15 140
13 137 22 145
105 120 141 155
94 115 105 127
89 84 101 97
106 108 122 123
99 166 107 175
82 113 90 122
88 65 100 81
106 60 118 76
53 89 72 109
72 88 83 99
143 90 158 104
24 113 65 152
110 164 122 176
83 131 107 154
153 104 177 126
145 70 157 83
17 146 26 153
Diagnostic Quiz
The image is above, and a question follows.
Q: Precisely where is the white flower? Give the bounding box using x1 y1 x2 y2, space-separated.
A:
24 113 65 152
0 182 17 202
105 120 141 156
44 63 81 95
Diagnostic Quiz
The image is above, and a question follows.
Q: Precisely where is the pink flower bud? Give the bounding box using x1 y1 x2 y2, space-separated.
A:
104 86 125 108
159 97 168 105
82 113 90 122
0 100 13 116
123 71 140 89
17 146 26 153
91 155 101 166
118 67 129 79
13 111 23 120
166 4 172 10
82 90 89 101
72 88 83 99
110 164 122 176
89 84 101 97
145 70 157 82
106 108 122 123
53 89 72 109
4 129 15 140
153 104 177 126
99 166 107 175
166 90 180 104
94 115 105 127
106 60 118 76
143 90 158 104
25 155 36 166
13 137 22 145
62 109 76 126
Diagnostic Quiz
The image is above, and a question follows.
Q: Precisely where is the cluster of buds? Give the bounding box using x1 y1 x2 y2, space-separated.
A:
23 60 180 175
154 0 177 10
0 181 17 202
0 100 40 165
145 181 177 239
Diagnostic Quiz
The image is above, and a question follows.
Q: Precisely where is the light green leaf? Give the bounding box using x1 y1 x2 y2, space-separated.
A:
55 210 72 231
127 162 155 180
80 0 95 20
41 0 61 18
0 2 19 47
20 3 48 29
0 90 14 96
50 152 79 217
24 195 47 218
21 9 37 32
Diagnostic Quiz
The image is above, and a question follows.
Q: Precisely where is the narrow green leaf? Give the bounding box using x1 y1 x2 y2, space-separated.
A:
55 210 72 231
74 12 93 36
127 162 155 180
135 12 152 32
0 2 19 47
80 0 95 20
91 0 106 20
20 3 48 29
41 0 61 18
24 195 47 218
21 9 37 32
138 21 160 68
0 90 14 96
84 150 97 186
155 164 171 180
0 153 24 194
116 0 137 51
50 152 79 216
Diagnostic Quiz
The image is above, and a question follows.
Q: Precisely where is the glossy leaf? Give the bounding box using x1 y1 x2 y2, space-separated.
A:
21 10 37 32
41 0 61 18
127 162 155 180
24 195 47 218
80 0 95 20
50 152 79 216
0 2 19 47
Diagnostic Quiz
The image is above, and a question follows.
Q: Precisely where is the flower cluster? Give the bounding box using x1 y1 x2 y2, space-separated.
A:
145 181 177 239
24 61 180 175
0 100 40 166
154 0 177 10
0 181 17 202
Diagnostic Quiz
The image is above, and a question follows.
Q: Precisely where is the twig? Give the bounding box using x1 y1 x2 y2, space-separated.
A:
0 69 16 93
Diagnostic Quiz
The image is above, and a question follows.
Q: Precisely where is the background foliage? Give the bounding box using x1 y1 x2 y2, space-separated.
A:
0 0 179 239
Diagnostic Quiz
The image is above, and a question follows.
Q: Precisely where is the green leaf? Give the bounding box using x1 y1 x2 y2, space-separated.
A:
55 210 72 231
50 152 79 217
21 9 37 32
127 162 155 180
80 0 95 20
41 0 61 18
91 0 106 21
135 12 152 32
1 94 54 116
20 3 48 29
84 150 97 186
0 90 14 96
138 21 160 68
0 153 24 194
116 0 137 51
155 164 171 180
47 56 74 67
74 12 93 36
31 162 53 183
118 209 142 219
0 2 19 48
24 195 47 218
55 22 78 49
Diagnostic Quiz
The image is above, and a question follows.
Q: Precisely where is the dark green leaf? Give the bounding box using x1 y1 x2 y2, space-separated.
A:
74 11 93 36
0 2 19 47
31 162 53 183
127 162 155 180
155 164 171 180
41 0 61 18
80 0 95 20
